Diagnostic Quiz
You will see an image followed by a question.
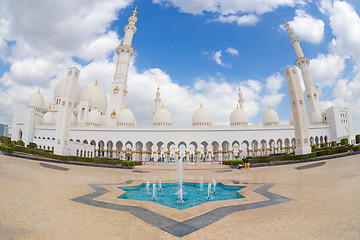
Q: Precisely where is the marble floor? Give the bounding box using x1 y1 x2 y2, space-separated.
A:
0 154 359 239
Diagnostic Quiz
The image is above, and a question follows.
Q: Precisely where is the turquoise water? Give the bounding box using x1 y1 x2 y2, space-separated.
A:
118 182 244 210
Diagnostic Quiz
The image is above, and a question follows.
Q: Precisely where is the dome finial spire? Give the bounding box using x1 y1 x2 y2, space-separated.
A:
95 79 98 86
37 88 40 93
133 6 137 15
200 103 203 108
157 84 160 91
268 105 271 109
285 18 289 28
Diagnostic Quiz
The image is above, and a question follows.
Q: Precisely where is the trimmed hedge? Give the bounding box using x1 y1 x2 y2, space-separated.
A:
222 160 244 166
320 143 327 148
331 141 337 147
311 145 317 152
15 140 25 146
28 142 37 149
121 160 142 166
356 134 360 144
0 136 11 145
0 145 14 153
341 138 348 145
352 145 360 152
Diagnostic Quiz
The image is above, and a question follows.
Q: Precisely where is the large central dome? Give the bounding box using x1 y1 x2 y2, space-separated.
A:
80 84 108 112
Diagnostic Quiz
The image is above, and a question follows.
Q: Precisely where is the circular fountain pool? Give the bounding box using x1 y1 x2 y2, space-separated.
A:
118 182 244 210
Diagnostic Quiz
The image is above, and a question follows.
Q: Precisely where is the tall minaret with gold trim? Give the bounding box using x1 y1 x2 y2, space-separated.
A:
286 20 322 124
107 8 138 119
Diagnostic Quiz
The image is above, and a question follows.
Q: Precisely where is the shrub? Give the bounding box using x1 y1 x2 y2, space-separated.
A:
316 149 328 157
0 136 11 145
121 160 142 166
331 141 337 147
352 145 360 152
222 160 244 166
341 138 348 145
356 134 360 144
13 145 32 154
0 145 14 153
320 143 326 148
311 145 317 152
15 140 25 146
28 142 37 149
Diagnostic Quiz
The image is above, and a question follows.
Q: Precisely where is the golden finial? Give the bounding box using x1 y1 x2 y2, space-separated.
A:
95 79 98 86
239 86 241 91
94 106 97 110
126 104 128 109
200 104 203 108
268 105 271 109
162 104 164 108
157 84 160 91
133 6 137 15
285 19 289 27
237 104 239 108
37 88 40 93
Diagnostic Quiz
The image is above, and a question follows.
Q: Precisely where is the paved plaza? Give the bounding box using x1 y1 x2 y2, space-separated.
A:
1 154 360 239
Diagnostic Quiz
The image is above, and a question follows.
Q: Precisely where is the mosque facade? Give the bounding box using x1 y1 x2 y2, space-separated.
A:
9 10 354 161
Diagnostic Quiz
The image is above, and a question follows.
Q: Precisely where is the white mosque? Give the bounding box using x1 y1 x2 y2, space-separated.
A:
10 9 354 161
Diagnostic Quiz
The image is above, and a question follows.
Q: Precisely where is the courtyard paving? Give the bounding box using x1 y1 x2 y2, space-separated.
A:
0 154 359 239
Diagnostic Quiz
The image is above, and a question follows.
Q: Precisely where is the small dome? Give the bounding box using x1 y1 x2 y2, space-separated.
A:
230 106 248 126
310 109 322 124
80 84 108 112
87 109 102 125
42 111 54 125
153 106 172 126
54 78 81 104
28 90 44 109
289 112 294 125
117 107 136 126
192 105 212 126
263 107 279 126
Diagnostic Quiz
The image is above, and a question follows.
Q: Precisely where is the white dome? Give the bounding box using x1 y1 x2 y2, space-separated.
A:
263 107 280 126
153 106 172 126
28 90 44 109
42 111 54 125
192 105 212 126
289 112 294 125
230 106 248 126
117 108 136 126
310 110 323 124
80 84 108 112
54 78 81 103
87 109 102 125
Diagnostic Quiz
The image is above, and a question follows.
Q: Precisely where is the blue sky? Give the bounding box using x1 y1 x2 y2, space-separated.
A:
0 0 359 133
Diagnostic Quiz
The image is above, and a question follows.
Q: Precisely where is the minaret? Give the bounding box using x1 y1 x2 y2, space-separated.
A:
238 87 245 109
154 85 161 114
285 66 311 155
286 20 321 124
107 8 138 118
54 67 80 156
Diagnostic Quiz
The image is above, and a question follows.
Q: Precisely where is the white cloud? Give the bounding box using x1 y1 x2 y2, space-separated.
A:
153 0 297 15
210 50 231 67
217 14 259 26
225 47 239 56
320 0 360 64
310 53 345 88
287 9 324 44
77 31 120 62
0 38 8 61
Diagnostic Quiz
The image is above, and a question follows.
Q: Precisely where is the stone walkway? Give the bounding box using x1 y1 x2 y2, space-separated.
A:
1 154 360 239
